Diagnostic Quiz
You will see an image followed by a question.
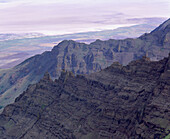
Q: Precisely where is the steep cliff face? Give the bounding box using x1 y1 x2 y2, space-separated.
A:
0 54 169 139
0 19 170 111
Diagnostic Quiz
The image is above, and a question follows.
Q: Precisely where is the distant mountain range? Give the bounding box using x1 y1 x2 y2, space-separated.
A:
0 23 159 69
0 18 169 112
0 51 169 138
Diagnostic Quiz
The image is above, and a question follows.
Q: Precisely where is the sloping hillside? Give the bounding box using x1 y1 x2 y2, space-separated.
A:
0 19 169 111
0 53 169 138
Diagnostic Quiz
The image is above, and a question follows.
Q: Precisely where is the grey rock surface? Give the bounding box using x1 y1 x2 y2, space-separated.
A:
0 19 170 111
0 54 169 139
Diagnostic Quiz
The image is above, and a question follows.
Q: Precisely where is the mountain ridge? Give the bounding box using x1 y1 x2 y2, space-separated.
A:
0 18 169 111
151 18 170 33
0 23 159 69
0 53 169 138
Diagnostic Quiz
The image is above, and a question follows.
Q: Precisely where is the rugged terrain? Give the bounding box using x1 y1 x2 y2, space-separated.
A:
0 23 158 69
0 18 169 111
0 53 169 139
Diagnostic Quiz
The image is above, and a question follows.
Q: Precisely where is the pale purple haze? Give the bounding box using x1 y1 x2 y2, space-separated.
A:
0 0 169 35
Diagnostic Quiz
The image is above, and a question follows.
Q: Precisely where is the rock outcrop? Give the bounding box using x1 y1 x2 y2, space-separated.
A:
0 18 170 112
0 53 169 139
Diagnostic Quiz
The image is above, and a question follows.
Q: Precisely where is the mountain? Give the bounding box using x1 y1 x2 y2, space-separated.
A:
0 24 158 69
0 19 170 112
0 53 169 138
139 18 170 47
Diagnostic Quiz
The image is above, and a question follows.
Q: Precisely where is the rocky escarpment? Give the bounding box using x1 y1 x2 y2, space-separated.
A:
0 18 170 112
0 54 169 139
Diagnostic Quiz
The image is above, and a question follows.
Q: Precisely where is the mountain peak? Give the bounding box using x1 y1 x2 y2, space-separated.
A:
0 20 170 114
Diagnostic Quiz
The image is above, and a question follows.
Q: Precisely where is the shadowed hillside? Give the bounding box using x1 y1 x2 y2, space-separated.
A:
0 18 169 111
0 53 169 138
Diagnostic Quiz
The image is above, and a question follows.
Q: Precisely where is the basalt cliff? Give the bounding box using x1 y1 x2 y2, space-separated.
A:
0 53 169 139
0 19 169 111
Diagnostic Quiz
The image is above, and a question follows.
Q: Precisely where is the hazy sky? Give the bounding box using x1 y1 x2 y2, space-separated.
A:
0 0 169 35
